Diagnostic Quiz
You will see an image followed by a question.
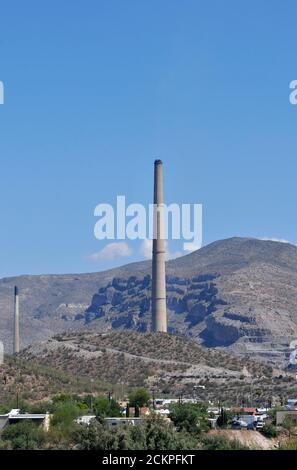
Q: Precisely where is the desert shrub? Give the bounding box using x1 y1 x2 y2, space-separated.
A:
268 407 283 425
282 416 297 437
1 421 46 450
280 438 297 450
261 423 278 438
74 415 197 450
200 434 248 450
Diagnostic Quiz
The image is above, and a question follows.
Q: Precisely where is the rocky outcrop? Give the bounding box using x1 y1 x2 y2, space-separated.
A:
2 237 297 369
80 272 227 334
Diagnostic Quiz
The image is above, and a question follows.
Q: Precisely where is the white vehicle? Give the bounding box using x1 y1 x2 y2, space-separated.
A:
232 419 248 429
256 408 268 414
285 399 297 410
255 421 264 430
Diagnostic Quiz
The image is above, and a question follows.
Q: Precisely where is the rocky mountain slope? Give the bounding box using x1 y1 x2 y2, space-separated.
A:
0 355 109 405
20 330 297 404
1 237 297 367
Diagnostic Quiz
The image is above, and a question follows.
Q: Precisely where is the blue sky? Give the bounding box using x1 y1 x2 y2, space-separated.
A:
1 0 297 277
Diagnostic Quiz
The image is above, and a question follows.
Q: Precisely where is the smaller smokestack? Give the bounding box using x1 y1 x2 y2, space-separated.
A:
14 286 20 354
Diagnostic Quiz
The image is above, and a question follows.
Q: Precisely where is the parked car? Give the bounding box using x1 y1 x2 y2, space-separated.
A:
231 419 248 429
255 421 264 430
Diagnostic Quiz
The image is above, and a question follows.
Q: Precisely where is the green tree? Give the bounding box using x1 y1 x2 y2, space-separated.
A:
82 394 95 411
217 408 229 428
93 397 121 418
74 415 197 450
74 420 128 450
52 393 73 404
52 394 88 412
51 402 81 429
0 404 10 414
169 403 209 434
28 400 54 414
1 421 46 450
268 406 282 425
128 389 150 409
144 415 197 450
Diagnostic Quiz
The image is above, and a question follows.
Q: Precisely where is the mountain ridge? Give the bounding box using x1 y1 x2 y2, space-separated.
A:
1 237 297 368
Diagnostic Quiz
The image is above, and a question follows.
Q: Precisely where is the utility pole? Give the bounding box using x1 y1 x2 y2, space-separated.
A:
152 389 156 410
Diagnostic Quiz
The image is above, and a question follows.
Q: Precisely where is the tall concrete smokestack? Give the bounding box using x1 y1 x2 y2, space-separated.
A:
152 160 167 332
14 286 20 354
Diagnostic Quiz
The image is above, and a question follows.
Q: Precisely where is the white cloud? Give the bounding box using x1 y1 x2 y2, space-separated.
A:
139 239 152 259
166 250 183 260
259 237 294 245
88 242 132 261
139 239 183 261
183 242 201 253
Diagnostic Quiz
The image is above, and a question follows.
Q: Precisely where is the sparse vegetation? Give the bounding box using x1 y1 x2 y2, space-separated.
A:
1 421 47 450
282 416 296 438
199 434 249 450
74 415 198 450
260 423 278 438
17 331 297 405
0 355 118 405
